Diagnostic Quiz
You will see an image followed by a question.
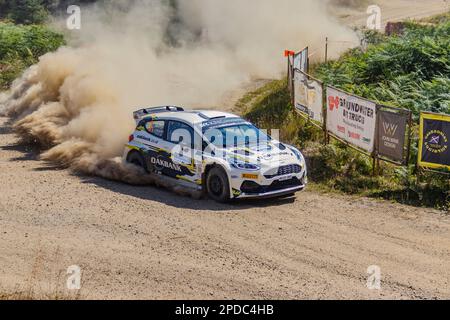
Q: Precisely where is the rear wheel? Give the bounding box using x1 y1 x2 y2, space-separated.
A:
126 151 148 173
206 167 230 203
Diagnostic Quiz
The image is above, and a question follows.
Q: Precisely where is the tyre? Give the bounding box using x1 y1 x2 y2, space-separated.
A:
206 166 230 203
126 151 148 173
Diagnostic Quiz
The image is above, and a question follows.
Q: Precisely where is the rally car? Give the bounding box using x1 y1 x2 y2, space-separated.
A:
124 106 307 202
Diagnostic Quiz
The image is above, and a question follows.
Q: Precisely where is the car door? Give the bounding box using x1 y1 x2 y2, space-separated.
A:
136 118 174 175
165 120 201 185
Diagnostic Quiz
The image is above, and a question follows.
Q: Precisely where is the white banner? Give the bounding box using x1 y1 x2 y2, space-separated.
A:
326 87 377 153
294 47 308 73
294 69 324 124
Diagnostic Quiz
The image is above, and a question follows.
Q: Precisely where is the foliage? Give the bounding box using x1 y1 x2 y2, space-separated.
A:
0 22 65 89
243 80 292 129
0 0 99 24
314 19 450 117
8 0 49 25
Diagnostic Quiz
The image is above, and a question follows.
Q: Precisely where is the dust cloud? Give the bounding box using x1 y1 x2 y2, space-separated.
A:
0 0 358 186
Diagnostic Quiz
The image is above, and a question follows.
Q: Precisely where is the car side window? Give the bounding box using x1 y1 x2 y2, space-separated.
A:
144 120 165 138
167 121 194 146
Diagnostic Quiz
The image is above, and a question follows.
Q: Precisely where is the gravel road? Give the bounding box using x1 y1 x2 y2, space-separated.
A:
336 0 450 28
1 117 449 299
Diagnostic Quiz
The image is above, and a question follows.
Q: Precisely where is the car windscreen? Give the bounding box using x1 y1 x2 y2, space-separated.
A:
203 123 271 148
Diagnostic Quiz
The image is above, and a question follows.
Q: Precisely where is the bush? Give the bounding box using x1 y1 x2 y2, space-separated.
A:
8 0 49 25
0 22 65 89
314 19 450 117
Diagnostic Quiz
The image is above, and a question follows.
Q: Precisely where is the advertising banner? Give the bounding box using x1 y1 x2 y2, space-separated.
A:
326 86 377 153
376 108 409 163
419 113 450 170
294 47 308 73
294 69 324 124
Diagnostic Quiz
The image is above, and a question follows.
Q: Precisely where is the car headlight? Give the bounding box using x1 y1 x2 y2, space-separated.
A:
229 158 261 171
289 147 305 164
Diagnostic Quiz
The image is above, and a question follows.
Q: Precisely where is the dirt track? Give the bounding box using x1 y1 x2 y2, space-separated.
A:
336 0 450 27
1 116 449 299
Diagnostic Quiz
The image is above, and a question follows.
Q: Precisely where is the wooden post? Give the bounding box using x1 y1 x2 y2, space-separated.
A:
372 155 377 176
325 37 329 63
373 105 379 176
405 111 413 166
323 84 328 145
287 56 290 86
307 57 310 74
416 166 421 185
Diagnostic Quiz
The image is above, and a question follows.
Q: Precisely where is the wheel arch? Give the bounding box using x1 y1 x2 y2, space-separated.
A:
125 148 150 173
202 161 233 196
126 148 144 161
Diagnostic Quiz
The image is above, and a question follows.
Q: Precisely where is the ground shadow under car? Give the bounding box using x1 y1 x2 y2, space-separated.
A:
77 174 297 212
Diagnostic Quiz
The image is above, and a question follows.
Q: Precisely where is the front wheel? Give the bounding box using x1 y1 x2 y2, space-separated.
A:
206 167 230 203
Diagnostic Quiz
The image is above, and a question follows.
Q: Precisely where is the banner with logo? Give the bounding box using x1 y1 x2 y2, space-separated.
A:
376 108 410 163
326 86 377 153
294 69 324 124
294 47 308 73
418 113 450 170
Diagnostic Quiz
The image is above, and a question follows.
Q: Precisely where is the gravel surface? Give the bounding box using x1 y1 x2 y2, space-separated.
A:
336 0 450 27
1 117 449 299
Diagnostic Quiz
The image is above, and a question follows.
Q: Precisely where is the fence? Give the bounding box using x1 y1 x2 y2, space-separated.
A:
286 53 449 175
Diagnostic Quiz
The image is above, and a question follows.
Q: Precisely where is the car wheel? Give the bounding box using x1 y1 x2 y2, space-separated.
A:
206 166 230 203
126 151 148 173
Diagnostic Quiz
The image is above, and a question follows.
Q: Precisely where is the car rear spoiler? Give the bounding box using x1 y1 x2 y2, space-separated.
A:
133 106 185 124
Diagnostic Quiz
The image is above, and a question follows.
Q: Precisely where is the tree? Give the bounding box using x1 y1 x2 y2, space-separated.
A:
0 0 11 19
9 0 49 25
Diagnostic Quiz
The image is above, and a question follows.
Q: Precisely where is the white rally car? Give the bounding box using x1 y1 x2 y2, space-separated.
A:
124 106 307 202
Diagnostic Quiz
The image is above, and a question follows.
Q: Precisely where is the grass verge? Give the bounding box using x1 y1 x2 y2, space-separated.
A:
239 80 449 210
0 21 65 90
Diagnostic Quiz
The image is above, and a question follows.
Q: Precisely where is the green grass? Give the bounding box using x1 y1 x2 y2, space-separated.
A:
0 21 65 89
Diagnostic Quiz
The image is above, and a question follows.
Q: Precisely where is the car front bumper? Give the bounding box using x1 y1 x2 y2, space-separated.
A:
230 169 308 199
237 184 306 199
